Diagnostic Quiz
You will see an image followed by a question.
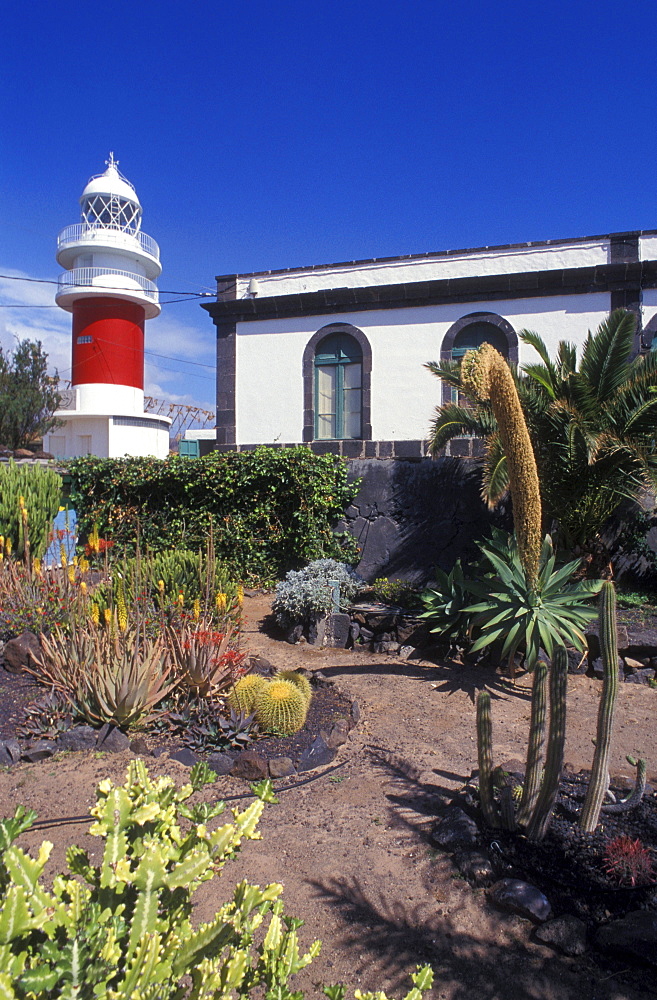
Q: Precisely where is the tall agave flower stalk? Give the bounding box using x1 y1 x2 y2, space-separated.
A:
461 343 542 588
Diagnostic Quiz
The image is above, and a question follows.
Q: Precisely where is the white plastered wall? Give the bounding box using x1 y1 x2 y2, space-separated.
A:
235 292 611 444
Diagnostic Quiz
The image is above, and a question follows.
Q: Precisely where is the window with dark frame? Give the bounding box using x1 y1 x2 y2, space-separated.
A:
314 332 363 440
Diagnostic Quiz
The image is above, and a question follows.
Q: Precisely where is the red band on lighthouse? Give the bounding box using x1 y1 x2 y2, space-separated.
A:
72 297 146 389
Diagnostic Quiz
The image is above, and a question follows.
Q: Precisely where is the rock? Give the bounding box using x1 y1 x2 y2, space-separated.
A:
351 701 361 724
0 739 21 766
323 613 351 649
58 726 97 752
349 622 361 643
22 740 56 762
398 644 417 660
129 737 151 756
151 747 168 758
96 724 130 753
312 671 333 688
231 750 269 780
431 807 479 851
566 647 588 674
3 631 42 674
169 748 199 767
268 756 295 778
624 656 647 671
207 752 236 775
590 655 623 680
307 613 327 646
248 655 276 676
326 719 350 748
489 878 551 923
454 850 494 885
285 623 304 644
587 626 629 659
594 910 657 965
372 640 400 654
298 735 336 772
536 914 588 955
624 668 656 684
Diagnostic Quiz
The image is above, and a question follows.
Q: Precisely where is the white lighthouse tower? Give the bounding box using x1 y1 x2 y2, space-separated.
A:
44 155 171 459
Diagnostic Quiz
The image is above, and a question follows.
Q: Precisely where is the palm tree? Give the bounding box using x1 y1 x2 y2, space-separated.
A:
426 310 657 557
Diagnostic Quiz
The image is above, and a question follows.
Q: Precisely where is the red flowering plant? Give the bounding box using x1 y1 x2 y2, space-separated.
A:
165 618 246 698
602 835 656 887
0 557 91 641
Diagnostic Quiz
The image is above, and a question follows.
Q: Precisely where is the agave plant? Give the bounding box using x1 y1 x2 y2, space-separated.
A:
166 619 245 697
466 533 602 672
419 560 476 646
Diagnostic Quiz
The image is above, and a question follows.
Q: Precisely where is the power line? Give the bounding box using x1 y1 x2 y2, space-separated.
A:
0 273 215 297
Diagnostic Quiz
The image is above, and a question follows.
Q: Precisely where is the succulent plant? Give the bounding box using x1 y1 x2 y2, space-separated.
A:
228 673 269 714
275 670 312 705
166 619 245 697
183 707 258 753
255 678 308 735
17 690 75 741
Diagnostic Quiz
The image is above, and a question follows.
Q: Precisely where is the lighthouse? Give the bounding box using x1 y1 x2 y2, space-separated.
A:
44 155 171 459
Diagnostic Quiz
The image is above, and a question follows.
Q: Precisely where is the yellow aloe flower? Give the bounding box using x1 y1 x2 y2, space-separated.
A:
193 598 201 621
79 557 89 572
73 555 79 567
80 581 88 595
158 579 165 594
68 565 76 584
33 557 42 576
237 584 244 607
5 537 12 557
177 592 184 607
91 603 100 625
216 592 227 613
60 544 67 568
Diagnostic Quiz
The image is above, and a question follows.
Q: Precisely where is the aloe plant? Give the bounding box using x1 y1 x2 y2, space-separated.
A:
166 619 244 697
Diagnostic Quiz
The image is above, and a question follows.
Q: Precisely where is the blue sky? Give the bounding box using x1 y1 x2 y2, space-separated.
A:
2 0 656 415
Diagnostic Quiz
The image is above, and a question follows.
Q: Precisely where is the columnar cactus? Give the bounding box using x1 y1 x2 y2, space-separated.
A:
476 690 500 828
580 581 619 833
516 659 548 828
461 344 542 587
525 646 568 842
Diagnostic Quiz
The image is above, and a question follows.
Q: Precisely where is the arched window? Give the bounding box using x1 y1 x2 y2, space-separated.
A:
314 332 362 439
441 313 518 407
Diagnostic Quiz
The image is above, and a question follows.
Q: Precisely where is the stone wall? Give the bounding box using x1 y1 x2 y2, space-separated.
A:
336 455 509 583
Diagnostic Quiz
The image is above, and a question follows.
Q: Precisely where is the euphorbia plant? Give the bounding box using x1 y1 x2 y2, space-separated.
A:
0 761 434 1000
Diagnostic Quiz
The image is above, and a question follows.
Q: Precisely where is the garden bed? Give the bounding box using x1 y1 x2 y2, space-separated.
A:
1 592 656 1000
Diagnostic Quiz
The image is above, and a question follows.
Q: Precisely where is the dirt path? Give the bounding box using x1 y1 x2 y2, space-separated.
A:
1 593 656 1000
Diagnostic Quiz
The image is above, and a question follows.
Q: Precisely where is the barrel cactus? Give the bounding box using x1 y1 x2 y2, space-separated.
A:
228 674 269 715
255 679 308 735
275 670 312 706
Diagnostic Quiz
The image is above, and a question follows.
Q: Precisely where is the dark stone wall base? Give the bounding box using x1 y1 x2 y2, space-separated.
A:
208 441 507 582
213 438 483 460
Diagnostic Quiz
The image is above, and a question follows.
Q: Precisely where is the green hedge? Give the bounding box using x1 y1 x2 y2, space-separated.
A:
66 447 359 580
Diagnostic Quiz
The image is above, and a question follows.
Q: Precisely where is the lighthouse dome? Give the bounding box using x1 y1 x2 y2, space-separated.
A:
79 154 142 232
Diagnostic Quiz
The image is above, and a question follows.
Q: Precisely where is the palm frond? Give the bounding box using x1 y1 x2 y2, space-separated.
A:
578 309 636 402
427 403 496 454
481 433 509 507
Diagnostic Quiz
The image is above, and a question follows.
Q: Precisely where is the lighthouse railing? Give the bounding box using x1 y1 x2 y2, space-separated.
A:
57 267 159 302
57 224 160 261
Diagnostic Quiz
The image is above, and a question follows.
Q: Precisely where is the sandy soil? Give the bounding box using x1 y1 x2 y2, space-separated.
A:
1 593 656 1000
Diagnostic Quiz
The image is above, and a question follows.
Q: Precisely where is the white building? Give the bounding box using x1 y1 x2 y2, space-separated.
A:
204 230 657 458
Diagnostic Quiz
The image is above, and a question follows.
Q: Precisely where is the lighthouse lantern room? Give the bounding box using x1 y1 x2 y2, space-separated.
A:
44 155 171 459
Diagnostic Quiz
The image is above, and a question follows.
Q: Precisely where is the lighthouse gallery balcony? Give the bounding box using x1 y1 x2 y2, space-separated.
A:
56 266 160 317
57 224 161 278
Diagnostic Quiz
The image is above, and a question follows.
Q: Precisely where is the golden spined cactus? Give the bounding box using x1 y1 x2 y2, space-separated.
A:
461 343 542 587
